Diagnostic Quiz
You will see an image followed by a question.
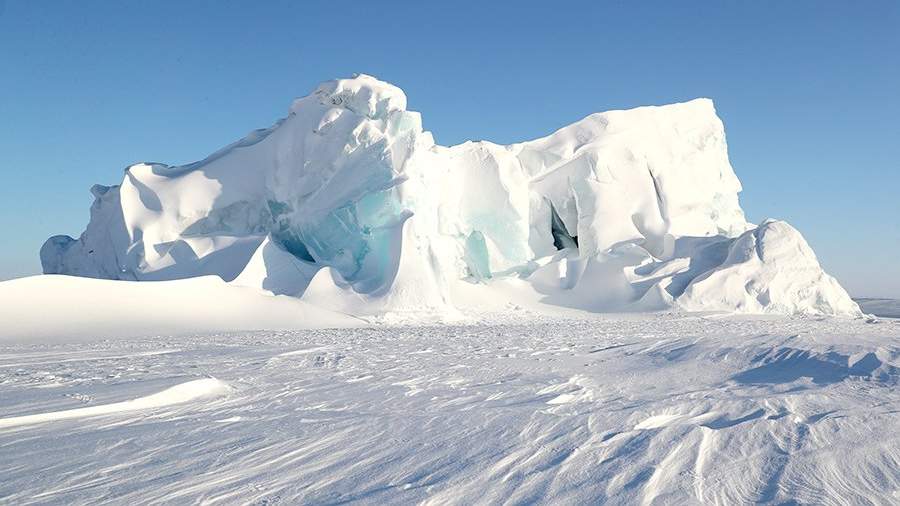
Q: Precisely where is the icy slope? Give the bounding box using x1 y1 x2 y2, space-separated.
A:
42 74 860 317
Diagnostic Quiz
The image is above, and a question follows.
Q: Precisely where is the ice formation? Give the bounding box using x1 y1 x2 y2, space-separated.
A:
42 74 861 317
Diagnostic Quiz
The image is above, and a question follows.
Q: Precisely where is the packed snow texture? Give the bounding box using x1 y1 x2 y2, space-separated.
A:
41 74 861 317
0 275 361 343
1 316 898 504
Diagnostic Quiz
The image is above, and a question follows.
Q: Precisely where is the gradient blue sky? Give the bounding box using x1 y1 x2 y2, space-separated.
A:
1 1 898 296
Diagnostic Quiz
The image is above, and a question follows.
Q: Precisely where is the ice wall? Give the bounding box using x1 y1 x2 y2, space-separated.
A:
42 74 861 317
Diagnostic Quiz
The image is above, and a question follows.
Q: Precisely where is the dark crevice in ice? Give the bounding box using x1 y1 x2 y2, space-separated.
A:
275 232 316 263
549 202 578 251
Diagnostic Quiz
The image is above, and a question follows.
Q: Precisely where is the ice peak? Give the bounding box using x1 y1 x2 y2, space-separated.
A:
308 73 407 119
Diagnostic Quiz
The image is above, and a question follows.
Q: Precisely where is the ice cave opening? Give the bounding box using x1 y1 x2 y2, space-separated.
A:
549 202 578 252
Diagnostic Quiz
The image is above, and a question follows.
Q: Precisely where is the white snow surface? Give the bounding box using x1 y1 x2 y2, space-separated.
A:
11 74 892 504
0 275 362 343
0 378 229 429
41 74 860 317
1 315 898 504
676 220 862 316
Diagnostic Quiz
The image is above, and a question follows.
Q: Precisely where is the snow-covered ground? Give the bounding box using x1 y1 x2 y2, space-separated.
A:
2 313 898 504
7 74 892 504
0 275 362 343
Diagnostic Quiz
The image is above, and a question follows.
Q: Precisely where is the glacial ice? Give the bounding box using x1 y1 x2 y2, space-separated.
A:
41 74 862 317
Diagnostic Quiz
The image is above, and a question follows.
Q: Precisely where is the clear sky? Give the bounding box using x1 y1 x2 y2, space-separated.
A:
1 1 898 297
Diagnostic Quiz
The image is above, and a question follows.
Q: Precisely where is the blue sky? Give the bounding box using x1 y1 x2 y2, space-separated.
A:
1 1 898 296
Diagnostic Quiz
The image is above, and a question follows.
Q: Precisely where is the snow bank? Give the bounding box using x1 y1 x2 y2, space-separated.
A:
0 378 229 429
40 74 860 318
230 235 319 296
0 275 362 343
676 220 862 316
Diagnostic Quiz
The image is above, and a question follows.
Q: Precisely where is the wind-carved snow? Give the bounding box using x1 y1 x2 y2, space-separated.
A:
0 275 362 342
41 74 861 318
0 378 229 429
1 317 898 504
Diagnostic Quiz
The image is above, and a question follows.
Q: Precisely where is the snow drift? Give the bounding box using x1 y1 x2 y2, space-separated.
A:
0 275 362 343
41 74 861 318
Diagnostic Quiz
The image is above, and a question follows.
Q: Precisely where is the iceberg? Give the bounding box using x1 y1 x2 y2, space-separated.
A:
41 74 861 318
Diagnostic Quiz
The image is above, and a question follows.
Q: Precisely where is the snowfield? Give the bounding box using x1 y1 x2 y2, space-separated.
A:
2 314 899 504
7 73 891 504
0 275 361 343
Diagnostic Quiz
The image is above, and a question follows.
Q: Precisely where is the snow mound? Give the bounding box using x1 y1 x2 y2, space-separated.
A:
0 275 362 343
0 378 229 429
676 220 862 316
231 235 319 296
310 74 407 119
40 74 859 317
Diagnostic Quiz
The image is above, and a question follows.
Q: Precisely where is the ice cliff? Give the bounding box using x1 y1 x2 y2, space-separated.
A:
41 74 861 318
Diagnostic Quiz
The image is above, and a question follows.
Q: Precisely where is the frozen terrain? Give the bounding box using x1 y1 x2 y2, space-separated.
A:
0 275 361 343
40 74 860 318
1 314 899 504
6 74 886 503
